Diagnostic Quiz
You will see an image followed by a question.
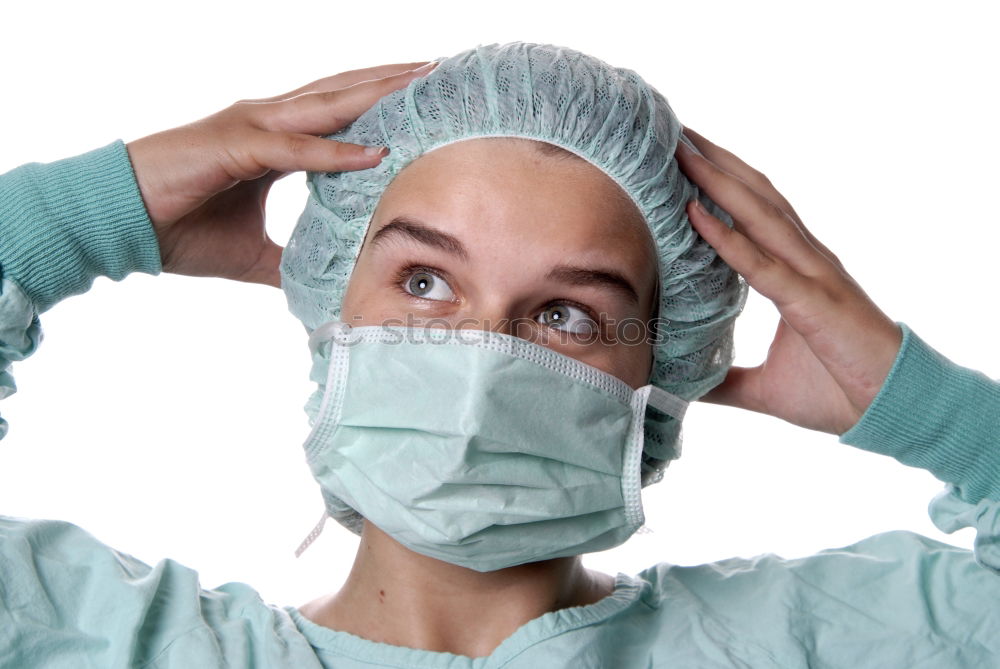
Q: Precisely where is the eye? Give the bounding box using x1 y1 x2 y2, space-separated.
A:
537 303 598 336
401 268 456 302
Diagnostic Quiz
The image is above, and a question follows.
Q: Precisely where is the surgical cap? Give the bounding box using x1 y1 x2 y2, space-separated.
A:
281 42 748 485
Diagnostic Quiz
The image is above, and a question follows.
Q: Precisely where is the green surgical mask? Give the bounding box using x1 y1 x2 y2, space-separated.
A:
295 323 688 572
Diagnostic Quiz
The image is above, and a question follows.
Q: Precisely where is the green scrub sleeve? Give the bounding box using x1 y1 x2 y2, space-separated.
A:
840 321 1000 572
0 141 162 438
0 140 162 312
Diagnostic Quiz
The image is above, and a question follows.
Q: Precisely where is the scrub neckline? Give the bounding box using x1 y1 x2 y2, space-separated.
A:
286 571 646 668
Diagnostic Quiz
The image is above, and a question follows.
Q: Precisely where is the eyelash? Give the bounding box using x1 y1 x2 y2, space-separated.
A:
392 263 454 302
392 263 602 326
539 298 601 328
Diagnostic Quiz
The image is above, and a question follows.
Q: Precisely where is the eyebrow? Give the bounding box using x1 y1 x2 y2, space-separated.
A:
370 215 640 307
546 265 639 307
370 216 470 261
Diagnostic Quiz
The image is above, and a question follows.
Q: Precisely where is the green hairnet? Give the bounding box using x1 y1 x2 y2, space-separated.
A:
280 42 747 484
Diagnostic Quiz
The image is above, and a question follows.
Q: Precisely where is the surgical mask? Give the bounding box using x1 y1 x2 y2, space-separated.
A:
294 322 688 572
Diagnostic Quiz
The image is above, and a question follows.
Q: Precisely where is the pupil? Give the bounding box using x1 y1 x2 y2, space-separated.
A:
410 273 431 295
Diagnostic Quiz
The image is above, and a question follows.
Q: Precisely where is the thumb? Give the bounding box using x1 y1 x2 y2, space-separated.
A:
238 238 285 288
697 365 761 412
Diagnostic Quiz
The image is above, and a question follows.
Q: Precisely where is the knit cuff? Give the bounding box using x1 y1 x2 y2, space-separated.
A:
0 140 162 312
839 322 1000 504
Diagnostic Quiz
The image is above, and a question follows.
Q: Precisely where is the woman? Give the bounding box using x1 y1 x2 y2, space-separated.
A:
1 43 998 667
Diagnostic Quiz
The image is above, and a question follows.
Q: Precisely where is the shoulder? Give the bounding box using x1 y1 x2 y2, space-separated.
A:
637 530 979 587
626 531 1000 666
636 530 990 608
0 515 321 668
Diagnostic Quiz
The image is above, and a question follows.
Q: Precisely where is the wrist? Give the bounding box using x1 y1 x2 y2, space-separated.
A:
847 318 904 420
839 322 1000 503
125 133 176 234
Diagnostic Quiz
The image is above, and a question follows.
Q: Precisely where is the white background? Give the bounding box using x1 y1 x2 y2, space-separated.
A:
1 1 997 608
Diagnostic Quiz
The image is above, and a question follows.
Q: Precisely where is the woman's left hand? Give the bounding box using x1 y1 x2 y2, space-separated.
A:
674 127 902 435
126 61 435 287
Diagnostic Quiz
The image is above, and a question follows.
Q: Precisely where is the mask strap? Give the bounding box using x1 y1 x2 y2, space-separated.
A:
295 510 330 558
296 322 354 558
308 321 353 356
646 385 688 422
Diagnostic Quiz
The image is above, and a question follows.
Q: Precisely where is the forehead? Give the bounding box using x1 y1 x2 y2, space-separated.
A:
366 138 656 267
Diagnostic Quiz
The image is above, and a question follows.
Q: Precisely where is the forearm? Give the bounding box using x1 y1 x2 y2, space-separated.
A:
0 141 161 438
0 140 161 313
839 322 1000 505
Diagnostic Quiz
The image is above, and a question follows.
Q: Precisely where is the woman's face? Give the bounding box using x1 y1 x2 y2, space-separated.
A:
341 138 658 389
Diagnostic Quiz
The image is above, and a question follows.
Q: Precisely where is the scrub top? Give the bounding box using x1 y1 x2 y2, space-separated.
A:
2 142 1000 667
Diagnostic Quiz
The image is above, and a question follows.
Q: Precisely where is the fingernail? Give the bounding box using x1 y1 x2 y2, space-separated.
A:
365 145 389 157
691 199 707 214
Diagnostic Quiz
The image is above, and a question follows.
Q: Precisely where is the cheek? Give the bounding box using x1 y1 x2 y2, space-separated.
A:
568 338 653 390
339 255 384 324
589 314 655 388
615 342 654 389
339 266 363 321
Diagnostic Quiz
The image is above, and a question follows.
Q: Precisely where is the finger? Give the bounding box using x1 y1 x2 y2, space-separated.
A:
239 132 390 176
249 62 433 103
252 62 438 135
259 170 287 186
681 127 802 222
687 199 811 307
681 127 843 269
676 142 827 279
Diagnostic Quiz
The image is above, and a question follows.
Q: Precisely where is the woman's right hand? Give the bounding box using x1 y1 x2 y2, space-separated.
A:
675 127 903 436
127 61 436 287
